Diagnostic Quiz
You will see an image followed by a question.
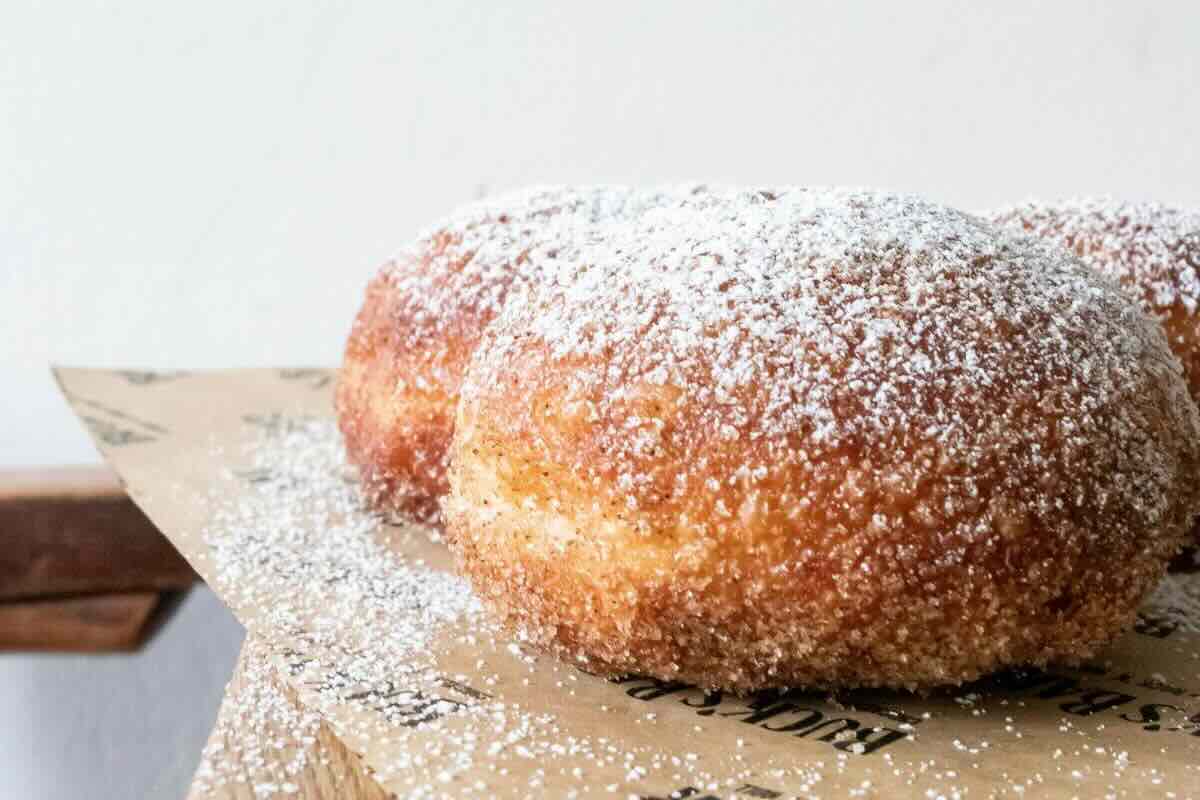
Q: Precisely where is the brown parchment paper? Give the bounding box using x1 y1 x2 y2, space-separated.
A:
57 368 1200 799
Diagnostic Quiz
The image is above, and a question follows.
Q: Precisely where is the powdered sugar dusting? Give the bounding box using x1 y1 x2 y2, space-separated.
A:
205 418 481 686
191 636 322 797
380 185 696 394
991 198 1200 317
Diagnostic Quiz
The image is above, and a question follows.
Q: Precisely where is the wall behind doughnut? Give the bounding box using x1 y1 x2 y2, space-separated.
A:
2 2 1199 798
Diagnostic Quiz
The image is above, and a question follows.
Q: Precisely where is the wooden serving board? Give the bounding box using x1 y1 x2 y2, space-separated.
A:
0 466 197 600
0 590 163 652
0 466 197 651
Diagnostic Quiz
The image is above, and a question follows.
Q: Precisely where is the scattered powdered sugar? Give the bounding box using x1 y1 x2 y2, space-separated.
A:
191 636 322 797
198 418 490 795
205 417 482 692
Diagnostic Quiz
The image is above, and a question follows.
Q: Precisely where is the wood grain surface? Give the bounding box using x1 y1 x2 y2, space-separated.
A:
0 590 163 652
0 466 197 600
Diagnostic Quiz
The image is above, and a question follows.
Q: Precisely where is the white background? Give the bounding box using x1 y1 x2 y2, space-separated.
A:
2 2 1198 797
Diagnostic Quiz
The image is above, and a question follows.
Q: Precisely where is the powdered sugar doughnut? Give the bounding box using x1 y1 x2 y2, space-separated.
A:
337 185 706 524
991 199 1200 566
991 199 1200 398
445 188 1200 690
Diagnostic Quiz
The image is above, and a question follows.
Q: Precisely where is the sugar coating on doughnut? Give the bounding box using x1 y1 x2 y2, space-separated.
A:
991 198 1200 399
337 186 691 522
991 199 1200 563
447 187 1200 690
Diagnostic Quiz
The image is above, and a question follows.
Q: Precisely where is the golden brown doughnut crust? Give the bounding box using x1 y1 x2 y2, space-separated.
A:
336 254 467 524
991 199 1200 565
446 188 1200 691
336 187 646 524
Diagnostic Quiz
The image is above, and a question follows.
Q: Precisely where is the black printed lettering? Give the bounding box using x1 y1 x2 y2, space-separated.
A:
625 678 689 701
1060 690 1136 716
760 708 825 732
1138 675 1188 696
720 695 804 725
1120 703 1184 731
794 717 860 741
438 677 493 701
681 691 722 714
1034 676 1083 699
638 788 720 800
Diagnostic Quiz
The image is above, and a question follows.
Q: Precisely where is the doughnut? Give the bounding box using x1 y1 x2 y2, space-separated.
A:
336 185 700 524
990 199 1200 401
990 199 1200 567
336 186 629 523
444 187 1200 691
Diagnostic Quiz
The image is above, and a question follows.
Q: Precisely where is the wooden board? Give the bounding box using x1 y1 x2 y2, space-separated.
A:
188 635 387 800
0 466 197 600
0 590 163 652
